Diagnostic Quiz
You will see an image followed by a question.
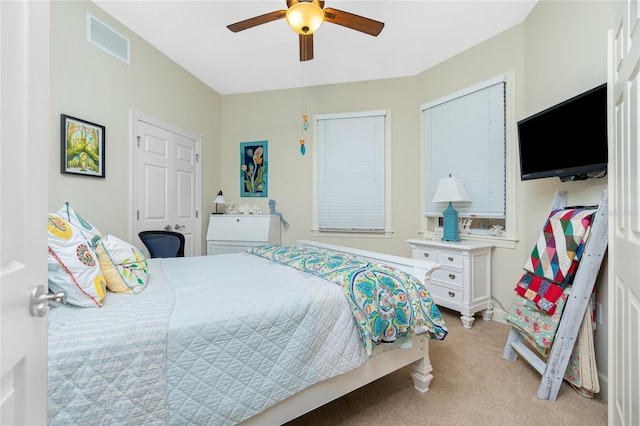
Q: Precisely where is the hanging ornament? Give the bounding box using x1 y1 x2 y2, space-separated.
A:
299 138 306 155
302 114 309 131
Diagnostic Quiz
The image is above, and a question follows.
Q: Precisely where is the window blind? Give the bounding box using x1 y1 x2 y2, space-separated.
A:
317 112 385 231
423 81 505 218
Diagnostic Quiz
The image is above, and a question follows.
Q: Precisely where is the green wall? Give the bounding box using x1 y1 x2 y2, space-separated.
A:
49 0 221 242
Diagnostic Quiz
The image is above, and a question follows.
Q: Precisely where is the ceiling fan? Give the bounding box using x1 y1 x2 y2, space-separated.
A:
227 0 385 61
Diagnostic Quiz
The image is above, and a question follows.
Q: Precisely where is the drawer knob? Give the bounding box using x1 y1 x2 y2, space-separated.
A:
448 256 454 262
448 292 455 298
423 253 430 258
448 274 456 280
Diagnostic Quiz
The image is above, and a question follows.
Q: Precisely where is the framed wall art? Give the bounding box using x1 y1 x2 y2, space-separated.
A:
240 140 267 197
60 114 105 178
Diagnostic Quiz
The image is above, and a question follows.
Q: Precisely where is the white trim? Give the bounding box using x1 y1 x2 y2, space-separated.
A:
420 75 505 111
316 109 387 120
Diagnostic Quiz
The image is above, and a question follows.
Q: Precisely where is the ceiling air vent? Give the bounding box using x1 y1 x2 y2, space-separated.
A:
87 13 130 65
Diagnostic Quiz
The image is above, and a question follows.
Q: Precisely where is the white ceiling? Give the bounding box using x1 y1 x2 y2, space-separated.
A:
93 0 537 95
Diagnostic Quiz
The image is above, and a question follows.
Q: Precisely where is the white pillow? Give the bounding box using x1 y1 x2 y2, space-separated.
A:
94 234 149 294
56 202 103 246
48 213 106 308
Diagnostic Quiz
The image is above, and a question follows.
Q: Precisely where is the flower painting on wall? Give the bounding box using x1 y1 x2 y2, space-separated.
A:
240 141 267 197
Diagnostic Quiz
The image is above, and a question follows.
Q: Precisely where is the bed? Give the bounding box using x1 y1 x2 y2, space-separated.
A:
47 235 447 425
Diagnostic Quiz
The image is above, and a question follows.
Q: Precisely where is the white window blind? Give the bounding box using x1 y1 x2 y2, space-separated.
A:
317 111 386 231
423 80 505 218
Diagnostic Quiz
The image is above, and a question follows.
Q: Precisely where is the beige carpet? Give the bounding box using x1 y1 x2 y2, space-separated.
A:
284 308 607 426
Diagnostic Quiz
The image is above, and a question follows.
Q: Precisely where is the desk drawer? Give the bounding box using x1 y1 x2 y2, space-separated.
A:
432 268 463 287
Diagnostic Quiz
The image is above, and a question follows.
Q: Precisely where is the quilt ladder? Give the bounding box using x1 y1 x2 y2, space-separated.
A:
502 186 608 401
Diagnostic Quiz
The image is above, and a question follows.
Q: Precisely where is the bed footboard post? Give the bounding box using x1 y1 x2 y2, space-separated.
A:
410 337 432 394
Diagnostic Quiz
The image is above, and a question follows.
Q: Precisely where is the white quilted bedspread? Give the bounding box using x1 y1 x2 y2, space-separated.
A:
48 253 366 425
162 253 366 425
48 260 175 425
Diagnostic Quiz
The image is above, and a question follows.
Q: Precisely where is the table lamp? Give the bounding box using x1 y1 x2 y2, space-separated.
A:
213 190 226 214
432 175 470 242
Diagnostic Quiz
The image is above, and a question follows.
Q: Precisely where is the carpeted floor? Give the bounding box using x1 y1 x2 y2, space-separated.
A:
284 308 607 426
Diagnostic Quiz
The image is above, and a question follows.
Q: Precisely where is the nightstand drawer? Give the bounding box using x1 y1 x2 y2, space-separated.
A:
426 282 463 305
438 251 463 268
413 247 438 262
432 268 463 287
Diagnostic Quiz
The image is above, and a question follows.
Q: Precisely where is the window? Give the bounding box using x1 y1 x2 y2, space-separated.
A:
314 110 389 234
422 76 513 240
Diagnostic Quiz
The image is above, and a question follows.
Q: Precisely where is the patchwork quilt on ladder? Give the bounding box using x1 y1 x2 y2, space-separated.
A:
505 207 599 397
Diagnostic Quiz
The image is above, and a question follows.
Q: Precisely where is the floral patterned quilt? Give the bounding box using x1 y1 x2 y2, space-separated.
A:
248 244 448 355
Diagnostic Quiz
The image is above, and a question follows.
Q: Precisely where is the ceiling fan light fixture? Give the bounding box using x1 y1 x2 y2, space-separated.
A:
286 2 324 35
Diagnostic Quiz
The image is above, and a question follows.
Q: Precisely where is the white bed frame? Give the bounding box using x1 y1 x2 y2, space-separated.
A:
241 240 442 425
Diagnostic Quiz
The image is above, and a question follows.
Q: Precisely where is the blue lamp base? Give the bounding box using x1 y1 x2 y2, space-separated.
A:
442 202 461 242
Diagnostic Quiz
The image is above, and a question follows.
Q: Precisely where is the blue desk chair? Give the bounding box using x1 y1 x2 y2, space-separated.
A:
138 231 185 258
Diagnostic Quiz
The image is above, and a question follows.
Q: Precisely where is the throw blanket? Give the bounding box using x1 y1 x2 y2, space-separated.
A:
524 208 595 286
505 290 600 397
249 244 448 355
517 208 595 314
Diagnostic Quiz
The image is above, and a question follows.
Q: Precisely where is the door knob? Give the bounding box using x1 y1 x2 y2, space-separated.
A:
30 285 66 317
175 224 185 230
164 224 173 231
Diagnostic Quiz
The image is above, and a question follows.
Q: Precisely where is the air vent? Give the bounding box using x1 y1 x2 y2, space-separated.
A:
87 13 130 65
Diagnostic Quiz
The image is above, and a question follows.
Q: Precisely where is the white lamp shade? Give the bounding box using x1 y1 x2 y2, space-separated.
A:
214 193 226 204
431 177 471 203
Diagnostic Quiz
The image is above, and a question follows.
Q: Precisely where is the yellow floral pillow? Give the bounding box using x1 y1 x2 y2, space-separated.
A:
48 213 106 308
94 234 148 294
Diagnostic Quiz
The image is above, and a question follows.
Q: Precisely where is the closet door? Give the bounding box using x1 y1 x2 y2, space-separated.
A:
133 114 201 257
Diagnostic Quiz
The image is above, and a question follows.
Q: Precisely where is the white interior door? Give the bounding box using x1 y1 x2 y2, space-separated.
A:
133 113 201 256
608 1 640 424
0 1 49 424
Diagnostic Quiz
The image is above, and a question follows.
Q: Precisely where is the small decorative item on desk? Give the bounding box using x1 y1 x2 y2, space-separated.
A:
213 190 226 214
269 199 289 228
432 174 471 242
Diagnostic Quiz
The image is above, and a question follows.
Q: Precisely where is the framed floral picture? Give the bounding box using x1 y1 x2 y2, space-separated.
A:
240 140 267 197
60 114 105 178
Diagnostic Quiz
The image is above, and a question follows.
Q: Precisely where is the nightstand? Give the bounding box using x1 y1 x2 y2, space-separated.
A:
206 214 280 255
407 238 493 328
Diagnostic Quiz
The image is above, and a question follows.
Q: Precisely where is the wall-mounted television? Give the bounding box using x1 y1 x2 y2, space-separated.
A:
517 83 608 182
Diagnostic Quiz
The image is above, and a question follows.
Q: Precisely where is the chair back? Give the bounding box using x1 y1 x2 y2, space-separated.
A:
138 231 185 258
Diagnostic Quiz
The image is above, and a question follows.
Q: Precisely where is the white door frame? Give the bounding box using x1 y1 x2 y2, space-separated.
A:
129 109 202 255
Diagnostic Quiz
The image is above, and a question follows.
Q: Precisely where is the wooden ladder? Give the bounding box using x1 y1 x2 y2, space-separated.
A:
502 186 608 401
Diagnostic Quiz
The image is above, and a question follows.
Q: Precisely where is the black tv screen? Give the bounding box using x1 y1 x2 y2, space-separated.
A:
518 84 608 181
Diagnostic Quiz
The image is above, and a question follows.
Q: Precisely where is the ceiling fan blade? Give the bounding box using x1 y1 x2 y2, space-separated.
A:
227 10 287 32
299 34 314 61
323 8 384 36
